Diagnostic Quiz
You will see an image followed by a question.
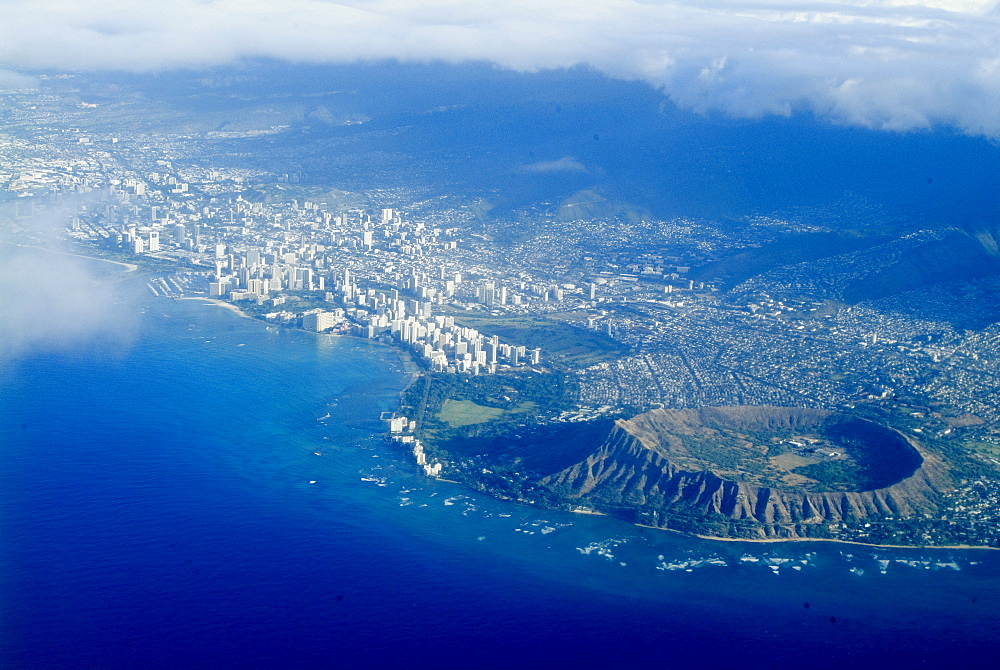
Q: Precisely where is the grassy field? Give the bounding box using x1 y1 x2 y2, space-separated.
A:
437 399 504 428
964 441 1000 457
436 399 539 428
401 370 579 455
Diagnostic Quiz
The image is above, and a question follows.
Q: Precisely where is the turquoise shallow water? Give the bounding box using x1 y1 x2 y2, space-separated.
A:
2 285 999 668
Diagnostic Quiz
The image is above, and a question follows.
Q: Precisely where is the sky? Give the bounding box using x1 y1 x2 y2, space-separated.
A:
0 0 999 137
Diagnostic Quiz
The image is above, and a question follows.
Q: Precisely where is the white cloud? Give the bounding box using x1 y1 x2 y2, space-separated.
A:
522 157 588 173
0 201 138 362
0 68 36 89
0 247 123 361
1 0 1000 135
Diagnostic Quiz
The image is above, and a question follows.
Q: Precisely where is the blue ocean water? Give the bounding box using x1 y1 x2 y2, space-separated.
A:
2 284 1000 668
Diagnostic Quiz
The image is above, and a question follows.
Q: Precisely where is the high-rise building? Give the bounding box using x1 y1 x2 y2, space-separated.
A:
303 311 343 332
295 267 314 291
209 279 232 297
483 280 496 306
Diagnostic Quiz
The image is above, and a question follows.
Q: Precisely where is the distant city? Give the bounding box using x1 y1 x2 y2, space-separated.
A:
5 77 1000 546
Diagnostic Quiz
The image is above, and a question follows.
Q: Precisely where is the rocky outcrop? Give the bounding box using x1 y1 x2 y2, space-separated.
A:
538 407 950 539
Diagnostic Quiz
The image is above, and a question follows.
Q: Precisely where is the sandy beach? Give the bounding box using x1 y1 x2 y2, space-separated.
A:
178 296 251 318
569 508 606 516
15 244 139 272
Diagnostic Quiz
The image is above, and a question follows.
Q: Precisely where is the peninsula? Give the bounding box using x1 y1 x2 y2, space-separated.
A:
6 74 1000 548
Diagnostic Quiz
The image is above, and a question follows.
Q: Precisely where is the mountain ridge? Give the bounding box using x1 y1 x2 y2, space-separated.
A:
537 406 950 539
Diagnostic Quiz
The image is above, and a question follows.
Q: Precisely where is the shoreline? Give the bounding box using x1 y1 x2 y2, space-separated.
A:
389 345 423 386
180 295 423 384
322 330 423 386
168 292 999 553
7 243 139 272
632 523 1000 551
178 296 251 318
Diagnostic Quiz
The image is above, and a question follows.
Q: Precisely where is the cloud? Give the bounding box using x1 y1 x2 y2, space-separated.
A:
1 1 1000 136
0 201 137 363
0 68 36 89
522 157 588 173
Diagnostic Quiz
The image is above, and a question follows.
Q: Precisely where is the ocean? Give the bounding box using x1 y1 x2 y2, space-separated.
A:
2 278 999 668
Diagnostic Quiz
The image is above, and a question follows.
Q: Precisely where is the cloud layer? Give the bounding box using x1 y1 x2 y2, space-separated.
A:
0 244 136 362
1 0 1000 136
0 199 138 363
522 157 589 173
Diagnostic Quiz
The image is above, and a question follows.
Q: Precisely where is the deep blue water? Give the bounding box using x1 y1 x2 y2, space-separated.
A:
3 286 1000 669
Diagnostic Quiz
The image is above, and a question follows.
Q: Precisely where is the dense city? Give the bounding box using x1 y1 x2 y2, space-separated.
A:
4 78 1000 546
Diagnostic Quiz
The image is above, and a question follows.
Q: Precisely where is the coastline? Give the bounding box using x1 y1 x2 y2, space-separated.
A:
390 345 423 385
179 295 423 386
633 523 1000 551
171 291 997 553
6 243 139 272
169 292 998 553
178 296 251 318
322 330 423 387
